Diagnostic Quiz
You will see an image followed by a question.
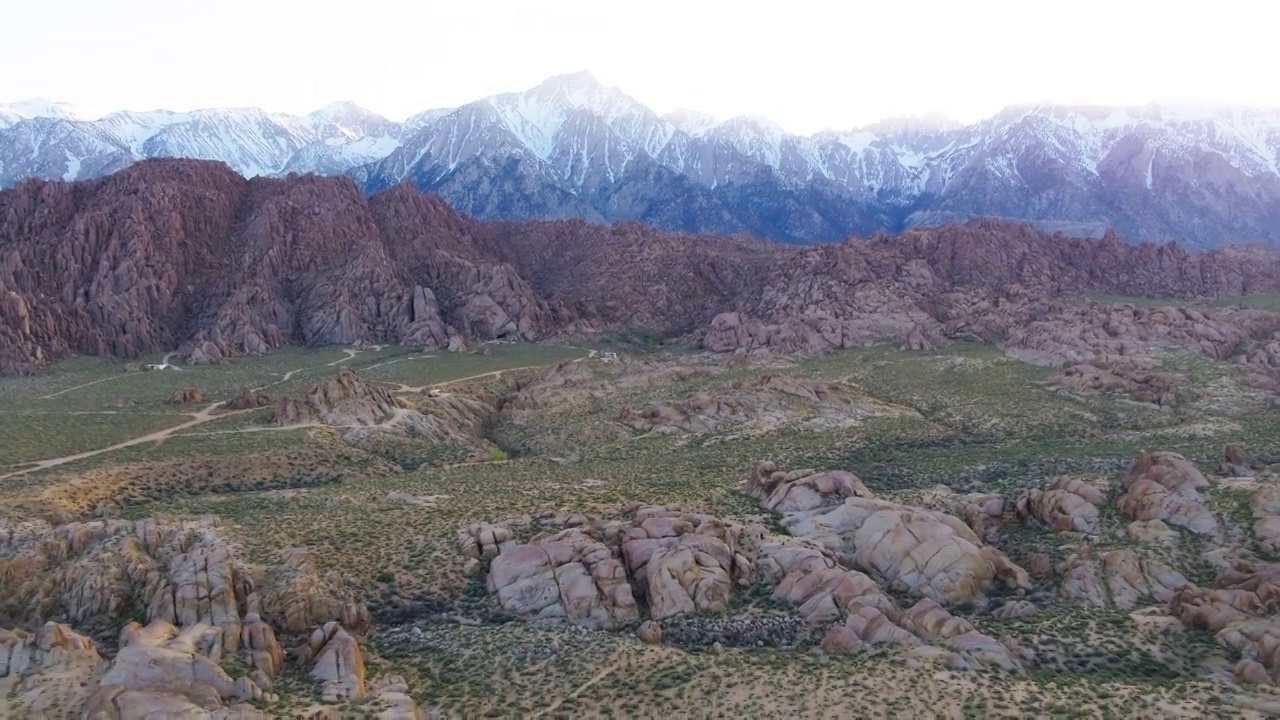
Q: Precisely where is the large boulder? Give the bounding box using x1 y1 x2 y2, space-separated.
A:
0 623 106 715
741 461 875 513
486 529 638 629
1170 562 1280 684
1059 545 1190 609
1252 485 1280 555
780 496 1029 604
622 532 733 621
899 599 1033 672
1016 477 1105 533
85 620 274 715
1116 451 1220 534
296 622 366 702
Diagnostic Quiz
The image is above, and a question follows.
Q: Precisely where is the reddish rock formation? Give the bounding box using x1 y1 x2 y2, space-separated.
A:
225 388 270 411
166 387 203 405
3 160 1279 375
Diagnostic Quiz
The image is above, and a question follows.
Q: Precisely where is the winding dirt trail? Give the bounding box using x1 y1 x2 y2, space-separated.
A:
325 349 360 367
0 402 258 480
8 345 600 478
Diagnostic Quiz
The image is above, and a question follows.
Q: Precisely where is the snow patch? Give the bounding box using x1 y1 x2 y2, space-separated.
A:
62 149 81 181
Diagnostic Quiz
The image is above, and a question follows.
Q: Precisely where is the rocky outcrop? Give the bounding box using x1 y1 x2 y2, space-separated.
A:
4 162 1279 376
619 395 744 435
484 528 638 629
776 495 1030 604
820 599 1033 672
1058 545 1190 609
0 514 426 714
296 621 366 702
1220 444 1255 478
0 622 105 715
477 461 1030 641
1116 451 1220 534
740 461 875 513
897 599 1034 672
620 509 741 621
1253 486 1280 555
166 387 203 404
259 548 371 637
471 500 1034 673
0 517 369 653
1016 477 1106 533
1 517 251 645
1169 562 1280 685
87 620 276 711
1060 359 1182 407
948 493 1006 544
269 367 498 460
225 388 270 411
287 366 403 427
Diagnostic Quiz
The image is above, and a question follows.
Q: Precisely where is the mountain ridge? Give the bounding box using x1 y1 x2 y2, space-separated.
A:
3 158 1279 376
3 74 1280 247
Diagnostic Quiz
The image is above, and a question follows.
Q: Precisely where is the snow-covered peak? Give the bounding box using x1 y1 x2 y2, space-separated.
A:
858 111 962 139
95 109 192 151
1 98 85 121
518 71 648 123
478 70 669 161
664 108 720 137
705 115 787 167
405 107 454 130
305 101 394 141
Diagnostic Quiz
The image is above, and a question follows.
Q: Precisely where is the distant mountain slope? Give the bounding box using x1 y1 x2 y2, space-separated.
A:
4 75 1280 247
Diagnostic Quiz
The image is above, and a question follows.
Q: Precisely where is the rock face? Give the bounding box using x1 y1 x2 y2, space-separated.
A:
225 388 270 410
1116 451 1220 534
0 516 366 651
1169 561 1280 685
1016 477 1106 533
769 495 1031 603
1253 486 1280 555
1058 545 1190 609
3 160 1279 377
0 622 106 715
166 387 203 404
296 622 367 702
740 462 875 513
484 528 638 630
0 515 426 716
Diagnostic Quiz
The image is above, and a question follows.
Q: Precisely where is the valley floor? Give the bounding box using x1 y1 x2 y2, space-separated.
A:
3 338 1280 717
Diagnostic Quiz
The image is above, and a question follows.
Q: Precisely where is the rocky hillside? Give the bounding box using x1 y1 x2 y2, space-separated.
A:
5 74 1280 247
2 159 1279 375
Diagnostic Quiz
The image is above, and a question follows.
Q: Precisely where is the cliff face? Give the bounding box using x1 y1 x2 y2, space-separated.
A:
2 160 1279 374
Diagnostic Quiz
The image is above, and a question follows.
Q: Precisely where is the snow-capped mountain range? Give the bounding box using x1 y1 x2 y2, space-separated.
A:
4 72 1280 247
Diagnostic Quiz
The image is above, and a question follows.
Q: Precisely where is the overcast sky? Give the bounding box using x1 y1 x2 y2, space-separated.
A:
3 0 1277 134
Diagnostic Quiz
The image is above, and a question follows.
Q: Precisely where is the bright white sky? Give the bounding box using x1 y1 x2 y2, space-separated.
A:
3 0 1277 134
